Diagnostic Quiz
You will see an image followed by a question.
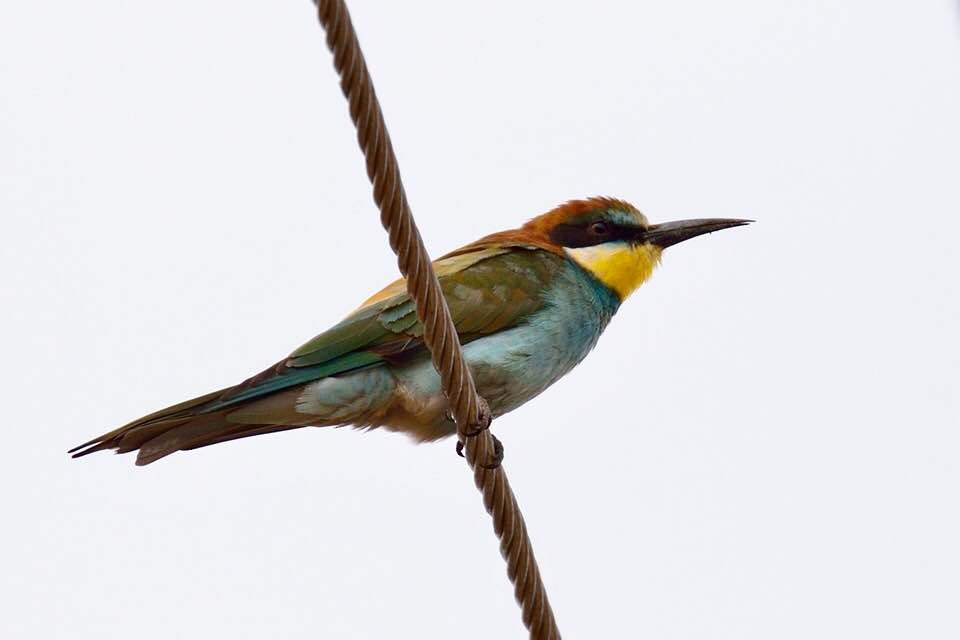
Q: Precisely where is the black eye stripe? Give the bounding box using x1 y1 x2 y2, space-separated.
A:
549 222 641 248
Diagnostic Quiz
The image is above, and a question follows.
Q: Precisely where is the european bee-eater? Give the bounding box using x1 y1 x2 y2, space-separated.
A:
71 198 749 465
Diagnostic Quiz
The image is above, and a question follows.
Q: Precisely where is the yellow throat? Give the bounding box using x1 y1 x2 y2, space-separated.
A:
565 242 662 300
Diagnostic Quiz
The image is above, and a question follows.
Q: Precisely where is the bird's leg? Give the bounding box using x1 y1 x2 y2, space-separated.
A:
454 398 501 468
463 398 493 437
454 397 492 456
455 434 504 469
481 434 504 469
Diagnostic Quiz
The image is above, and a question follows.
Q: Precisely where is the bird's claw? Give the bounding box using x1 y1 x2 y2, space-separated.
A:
462 399 493 438
455 433 504 469
481 434 504 469
453 398 500 467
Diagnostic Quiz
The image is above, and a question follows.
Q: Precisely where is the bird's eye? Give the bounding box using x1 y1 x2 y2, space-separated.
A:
589 221 610 235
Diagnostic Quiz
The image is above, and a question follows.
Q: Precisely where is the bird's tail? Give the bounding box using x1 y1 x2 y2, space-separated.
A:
68 387 303 466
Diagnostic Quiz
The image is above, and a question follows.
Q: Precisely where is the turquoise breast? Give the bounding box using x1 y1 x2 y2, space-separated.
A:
464 259 622 415
292 255 623 441
387 259 622 437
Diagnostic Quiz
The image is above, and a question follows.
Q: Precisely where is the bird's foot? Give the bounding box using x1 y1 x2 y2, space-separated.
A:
462 398 493 437
454 398 501 467
481 434 504 469
455 433 504 469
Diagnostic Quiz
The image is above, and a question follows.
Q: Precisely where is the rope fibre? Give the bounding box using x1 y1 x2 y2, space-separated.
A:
313 1 560 637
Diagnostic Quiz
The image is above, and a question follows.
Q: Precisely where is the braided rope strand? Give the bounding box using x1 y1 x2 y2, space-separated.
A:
313 2 560 637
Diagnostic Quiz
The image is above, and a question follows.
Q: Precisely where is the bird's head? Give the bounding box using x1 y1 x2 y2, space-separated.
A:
521 197 750 300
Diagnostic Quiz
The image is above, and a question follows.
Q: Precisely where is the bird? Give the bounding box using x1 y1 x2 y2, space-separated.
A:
70 197 749 465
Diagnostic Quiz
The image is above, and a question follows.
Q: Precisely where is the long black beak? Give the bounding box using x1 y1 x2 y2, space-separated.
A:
642 218 752 248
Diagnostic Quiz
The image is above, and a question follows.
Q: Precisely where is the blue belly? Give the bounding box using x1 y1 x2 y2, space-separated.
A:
388 261 621 436
466 261 621 414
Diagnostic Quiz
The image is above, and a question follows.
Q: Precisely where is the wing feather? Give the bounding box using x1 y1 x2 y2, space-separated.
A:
209 245 562 411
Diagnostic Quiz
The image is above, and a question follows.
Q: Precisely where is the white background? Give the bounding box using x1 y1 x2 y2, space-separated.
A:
3 1 959 638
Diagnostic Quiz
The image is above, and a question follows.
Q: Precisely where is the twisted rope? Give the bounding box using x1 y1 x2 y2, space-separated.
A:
313 1 560 637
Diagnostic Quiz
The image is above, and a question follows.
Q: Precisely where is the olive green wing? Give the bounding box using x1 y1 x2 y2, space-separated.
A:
209 245 562 410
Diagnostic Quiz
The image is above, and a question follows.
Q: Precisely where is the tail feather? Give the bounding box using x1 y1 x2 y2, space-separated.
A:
69 387 239 463
70 358 396 464
70 381 329 465
133 413 265 466
181 424 308 451
115 418 192 454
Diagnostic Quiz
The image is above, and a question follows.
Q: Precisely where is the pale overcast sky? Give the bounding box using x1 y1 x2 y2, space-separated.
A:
3 1 959 638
